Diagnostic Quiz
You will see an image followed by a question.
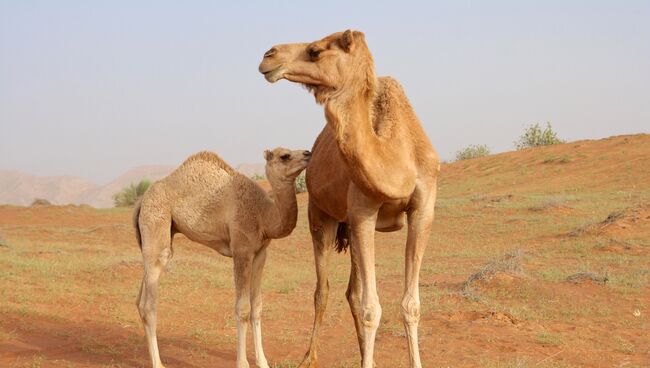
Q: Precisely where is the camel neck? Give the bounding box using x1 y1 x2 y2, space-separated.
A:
324 79 416 200
262 179 298 239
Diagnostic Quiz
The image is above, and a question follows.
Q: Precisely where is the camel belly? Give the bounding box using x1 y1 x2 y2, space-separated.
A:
376 201 407 232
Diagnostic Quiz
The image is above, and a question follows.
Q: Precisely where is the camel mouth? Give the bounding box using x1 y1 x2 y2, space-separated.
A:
261 66 287 83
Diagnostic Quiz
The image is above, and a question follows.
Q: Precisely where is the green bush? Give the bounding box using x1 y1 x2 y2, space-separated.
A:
515 122 564 150
30 198 51 206
112 179 151 207
251 173 265 181
295 172 307 193
455 144 491 161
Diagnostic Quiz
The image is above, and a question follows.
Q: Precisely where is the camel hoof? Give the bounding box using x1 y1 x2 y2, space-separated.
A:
297 355 318 368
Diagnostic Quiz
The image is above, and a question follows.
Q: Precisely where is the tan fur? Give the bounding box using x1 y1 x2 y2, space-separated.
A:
260 30 439 368
134 148 310 368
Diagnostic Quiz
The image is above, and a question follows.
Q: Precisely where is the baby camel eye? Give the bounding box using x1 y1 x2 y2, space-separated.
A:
280 154 291 161
309 49 321 59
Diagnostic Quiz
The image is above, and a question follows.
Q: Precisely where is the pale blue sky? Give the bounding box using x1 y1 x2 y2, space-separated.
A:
1 1 649 183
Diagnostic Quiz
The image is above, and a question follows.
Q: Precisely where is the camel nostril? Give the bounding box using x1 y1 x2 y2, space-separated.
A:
304 150 311 156
264 48 277 58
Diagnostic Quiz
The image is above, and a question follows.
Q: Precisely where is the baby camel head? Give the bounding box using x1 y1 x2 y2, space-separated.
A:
258 30 375 103
264 147 311 184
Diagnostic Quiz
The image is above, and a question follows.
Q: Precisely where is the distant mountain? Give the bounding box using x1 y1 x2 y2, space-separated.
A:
76 165 176 208
0 162 266 208
0 170 98 206
235 163 266 178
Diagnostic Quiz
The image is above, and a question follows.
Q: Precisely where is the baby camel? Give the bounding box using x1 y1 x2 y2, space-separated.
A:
133 147 311 368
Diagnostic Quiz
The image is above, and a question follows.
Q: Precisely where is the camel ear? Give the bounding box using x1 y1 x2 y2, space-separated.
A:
340 29 355 52
264 150 273 161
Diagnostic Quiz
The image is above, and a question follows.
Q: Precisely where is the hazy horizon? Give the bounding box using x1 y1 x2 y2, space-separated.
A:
2 1 649 183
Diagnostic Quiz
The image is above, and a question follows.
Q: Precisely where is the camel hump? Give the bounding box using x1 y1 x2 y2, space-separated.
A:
181 151 236 175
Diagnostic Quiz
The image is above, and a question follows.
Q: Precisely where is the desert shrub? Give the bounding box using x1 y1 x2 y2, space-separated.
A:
542 154 571 164
112 179 151 207
30 198 51 206
515 122 564 150
566 271 608 285
455 144 491 161
251 173 265 181
462 249 524 295
295 172 307 193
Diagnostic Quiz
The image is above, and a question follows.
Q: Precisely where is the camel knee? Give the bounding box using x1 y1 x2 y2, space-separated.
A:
361 302 382 329
400 295 420 325
235 300 252 323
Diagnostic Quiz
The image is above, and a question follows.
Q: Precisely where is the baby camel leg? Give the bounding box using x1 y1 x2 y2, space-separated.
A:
136 225 173 368
233 251 254 368
250 249 270 368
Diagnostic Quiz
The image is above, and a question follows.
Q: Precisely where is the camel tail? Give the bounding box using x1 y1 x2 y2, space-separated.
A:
133 200 143 250
334 222 349 253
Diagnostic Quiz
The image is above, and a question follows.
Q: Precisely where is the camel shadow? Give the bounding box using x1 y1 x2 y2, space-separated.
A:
0 310 236 367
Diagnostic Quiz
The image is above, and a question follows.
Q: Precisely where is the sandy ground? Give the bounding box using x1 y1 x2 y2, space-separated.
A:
1 134 649 367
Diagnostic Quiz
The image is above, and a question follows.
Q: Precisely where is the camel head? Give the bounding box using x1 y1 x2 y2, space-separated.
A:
258 30 375 103
263 147 311 183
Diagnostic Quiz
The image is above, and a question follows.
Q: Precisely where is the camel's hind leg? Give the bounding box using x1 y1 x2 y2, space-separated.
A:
346 243 372 366
136 215 173 368
298 201 337 368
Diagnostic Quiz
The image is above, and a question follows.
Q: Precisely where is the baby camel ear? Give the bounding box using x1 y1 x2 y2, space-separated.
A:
264 150 273 161
340 29 355 52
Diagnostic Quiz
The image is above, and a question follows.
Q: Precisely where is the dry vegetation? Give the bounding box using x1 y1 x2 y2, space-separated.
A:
1 134 649 367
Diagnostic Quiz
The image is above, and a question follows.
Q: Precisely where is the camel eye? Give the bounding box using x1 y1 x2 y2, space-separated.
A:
309 49 321 59
280 154 291 161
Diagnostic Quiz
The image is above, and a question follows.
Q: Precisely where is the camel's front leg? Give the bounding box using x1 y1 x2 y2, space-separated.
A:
251 248 270 368
348 186 382 368
402 181 436 368
233 252 254 368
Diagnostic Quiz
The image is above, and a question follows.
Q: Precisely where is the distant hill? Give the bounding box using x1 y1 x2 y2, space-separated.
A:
0 162 266 208
235 163 266 178
76 165 176 208
0 170 98 206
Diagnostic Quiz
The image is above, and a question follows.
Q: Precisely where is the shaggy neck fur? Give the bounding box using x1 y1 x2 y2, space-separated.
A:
262 178 298 239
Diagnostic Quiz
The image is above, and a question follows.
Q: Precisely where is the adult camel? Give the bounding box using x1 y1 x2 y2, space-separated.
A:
259 30 439 368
